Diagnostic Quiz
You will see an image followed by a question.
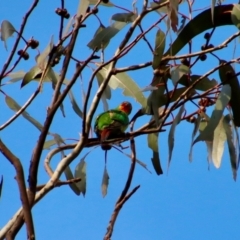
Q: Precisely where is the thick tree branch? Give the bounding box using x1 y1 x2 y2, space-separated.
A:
0 139 35 240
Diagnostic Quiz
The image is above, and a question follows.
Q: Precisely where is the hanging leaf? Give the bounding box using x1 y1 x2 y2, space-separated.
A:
194 84 231 143
223 115 237 180
212 116 227 168
68 90 83 118
148 132 163 175
74 158 87 196
43 139 58 150
77 0 89 17
89 0 114 6
219 60 240 127
21 66 42 88
91 24 110 51
96 72 111 111
123 153 151 173
178 75 218 91
64 166 80 195
170 65 190 85
97 64 147 107
150 1 168 14
111 12 137 22
169 0 179 32
101 165 109 197
168 104 185 169
5 95 44 132
0 20 16 50
152 29 166 70
231 4 240 29
87 21 127 51
0 175 3 198
211 0 216 23
6 71 26 83
189 114 201 162
36 35 54 69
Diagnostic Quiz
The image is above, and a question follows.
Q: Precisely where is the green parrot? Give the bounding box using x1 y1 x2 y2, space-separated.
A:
94 101 132 150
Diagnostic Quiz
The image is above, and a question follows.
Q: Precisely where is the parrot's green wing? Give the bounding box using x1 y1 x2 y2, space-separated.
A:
94 109 129 140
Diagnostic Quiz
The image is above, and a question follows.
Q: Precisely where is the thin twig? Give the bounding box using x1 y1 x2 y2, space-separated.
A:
104 185 140 240
0 0 39 84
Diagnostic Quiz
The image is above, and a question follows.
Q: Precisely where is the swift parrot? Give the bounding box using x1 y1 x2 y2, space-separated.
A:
94 101 132 150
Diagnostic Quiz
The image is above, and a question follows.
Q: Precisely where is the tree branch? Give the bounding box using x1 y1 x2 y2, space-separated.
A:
0 139 35 240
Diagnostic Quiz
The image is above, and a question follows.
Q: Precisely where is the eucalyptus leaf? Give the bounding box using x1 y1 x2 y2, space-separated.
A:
171 65 190 85
168 104 185 169
148 132 163 175
0 175 3 198
75 158 87 196
77 0 89 17
21 66 42 88
89 0 114 6
97 64 147 107
87 21 127 51
64 166 80 195
68 91 83 118
0 20 15 50
111 12 137 22
219 60 240 126
189 114 201 162
223 115 237 180
194 84 231 143
5 95 44 132
212 117 227 168
152 29 166 70
101 165 109 197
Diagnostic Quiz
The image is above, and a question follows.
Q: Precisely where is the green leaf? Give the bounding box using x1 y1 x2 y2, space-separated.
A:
97 64 147 107
219 60 240 127
36 35 54 69
164 5 234 58
168 105 185 169
189 114 201 162
74 158 87 196
148 132 163 175
150 1 168 14
87 21 127 51
194 84 231 143
147 80 166 124
170 65 190 85
121 152 151 173
5 95 44 132
223 115 237 180
77 0 89 17
151 151 163 175
43 139 58 149
231 4 240 29
21 66 42 88
96 72 111 111
0 175 3 198
0 20 15 50
91 24 110 51
64 166 80 196
7 70 26 83
211 0 216 23
212 116 227 168
152 29 166 70
111 13 137 23
68 90 83 118
89 0 114 6
179 75 218 91
101 165 109 197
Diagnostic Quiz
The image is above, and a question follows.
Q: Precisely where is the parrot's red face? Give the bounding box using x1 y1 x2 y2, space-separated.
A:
119 101 132 115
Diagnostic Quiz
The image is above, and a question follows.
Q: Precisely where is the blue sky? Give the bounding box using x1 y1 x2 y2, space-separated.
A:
1 0 240 239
